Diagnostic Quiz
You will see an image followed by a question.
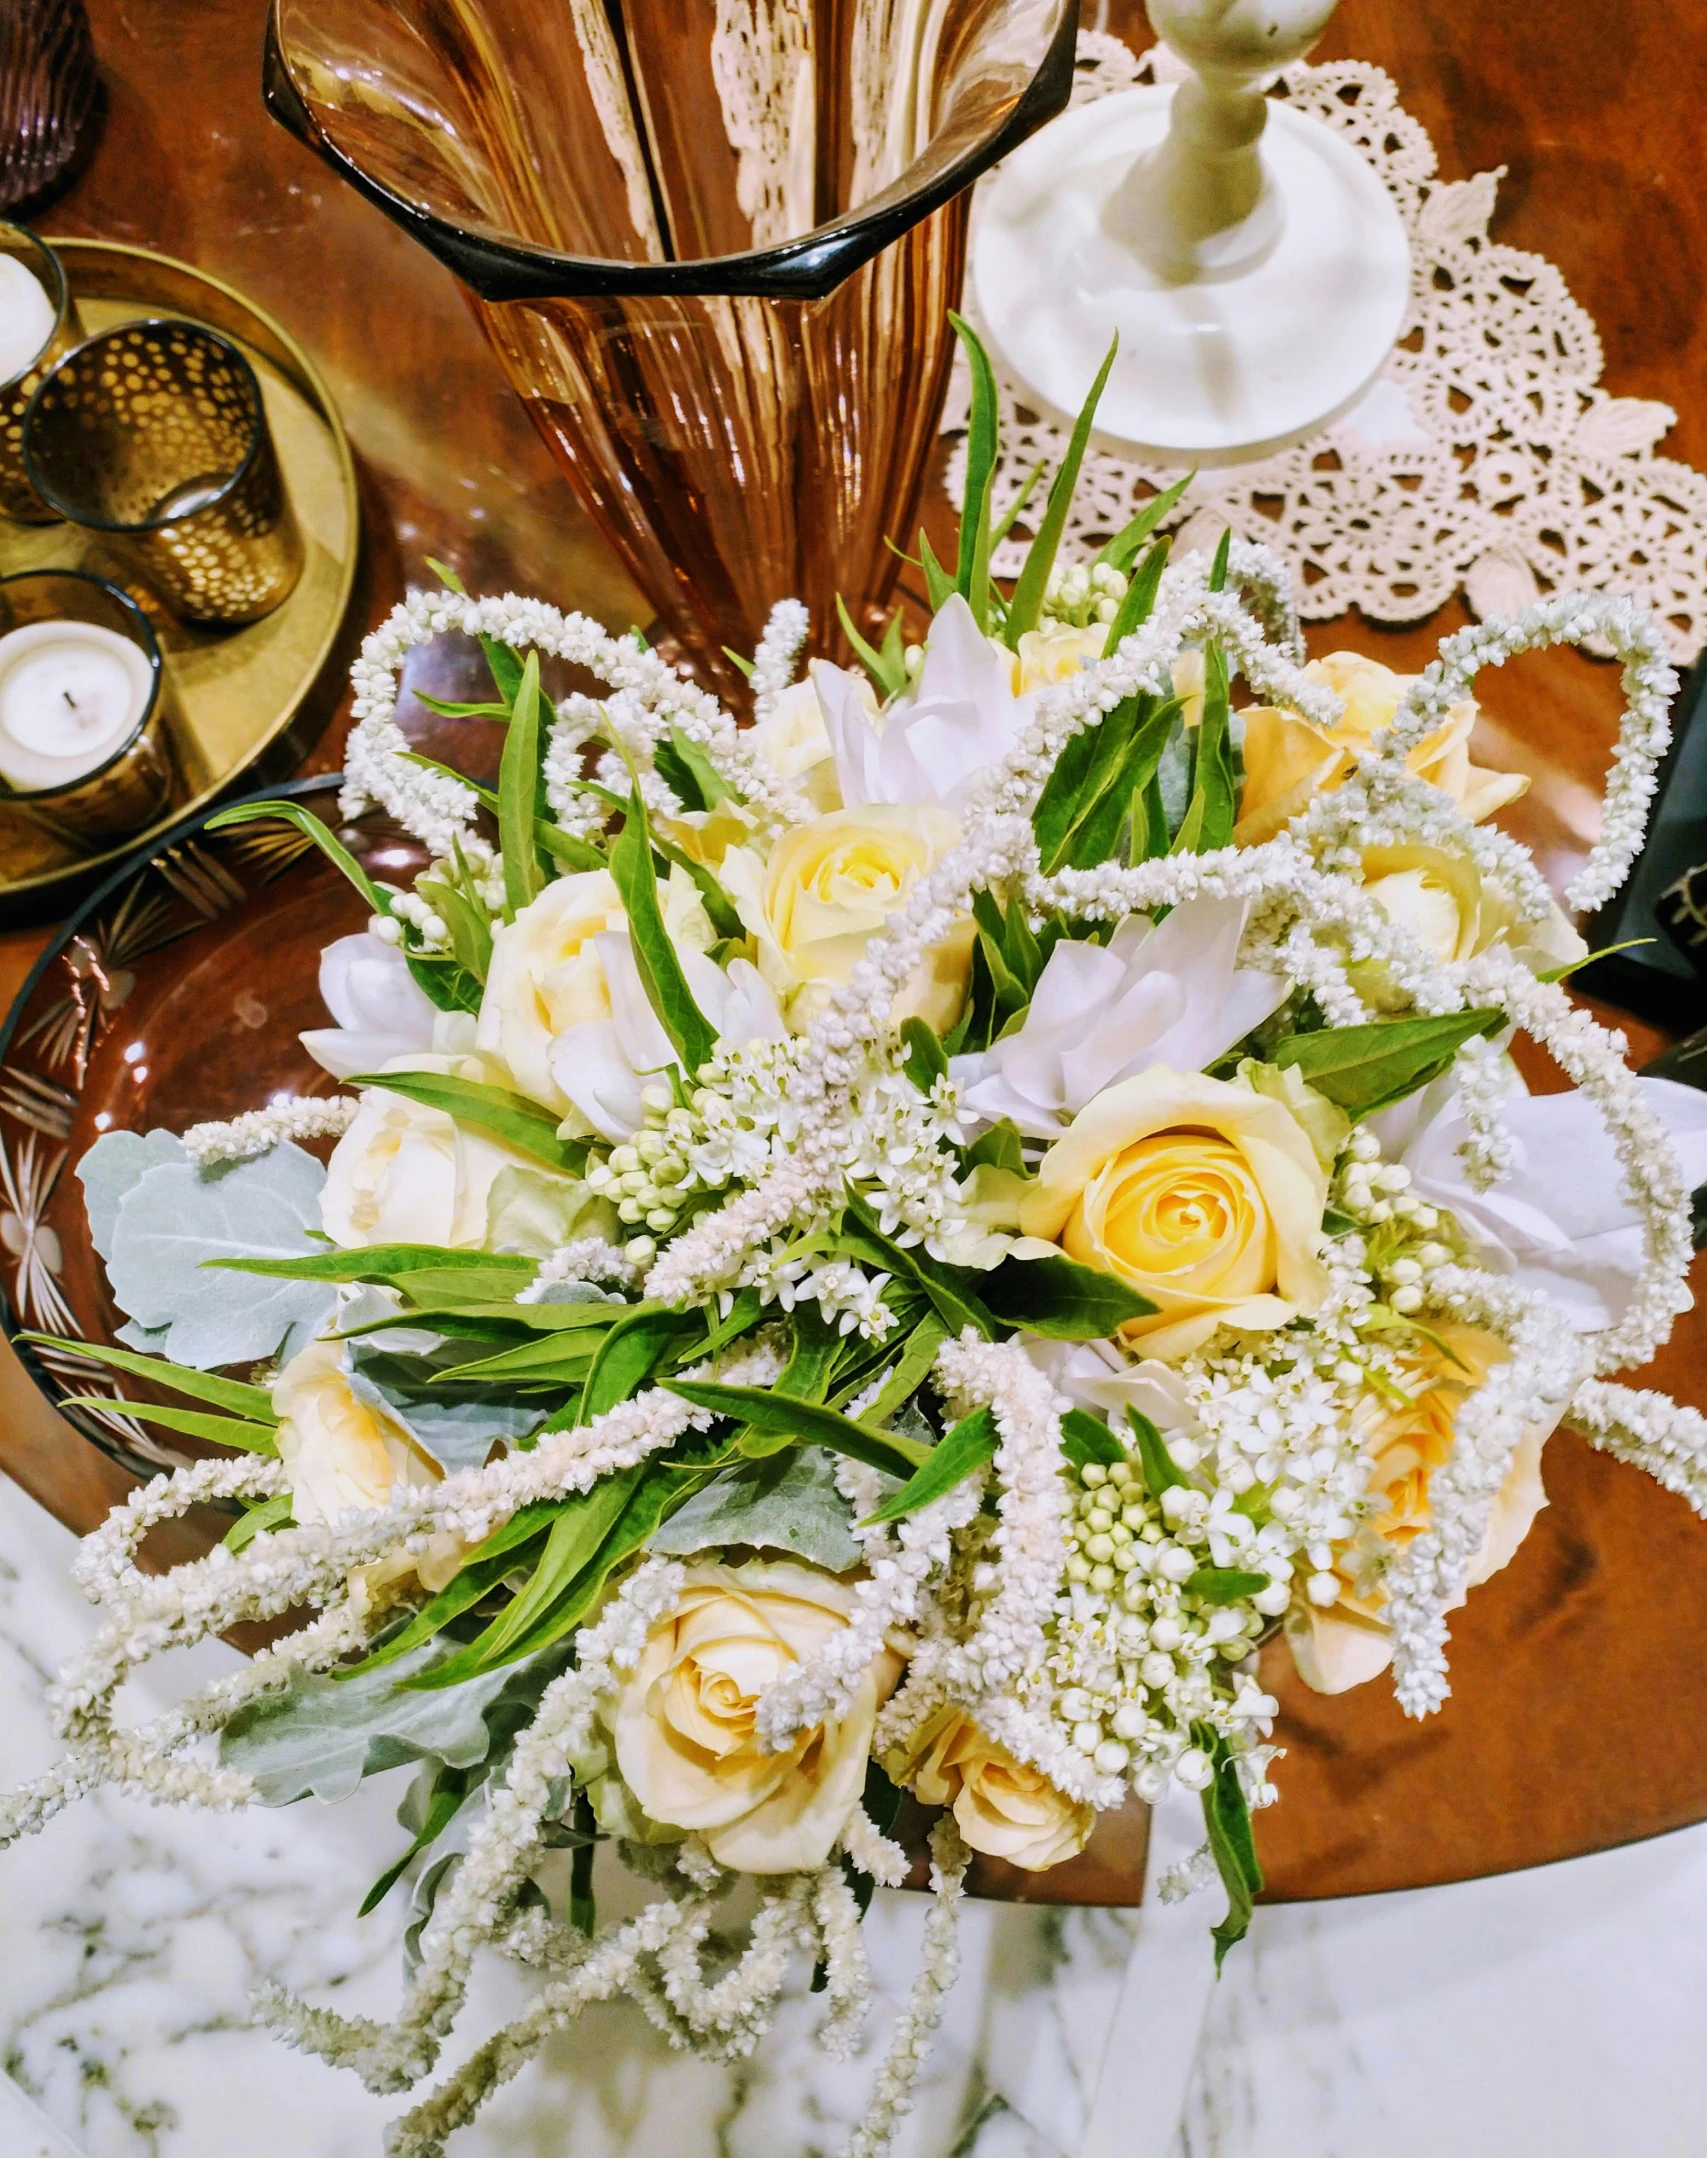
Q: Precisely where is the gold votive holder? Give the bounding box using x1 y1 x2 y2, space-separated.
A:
0 221 82 522
21 318 304 622
0 569 180 844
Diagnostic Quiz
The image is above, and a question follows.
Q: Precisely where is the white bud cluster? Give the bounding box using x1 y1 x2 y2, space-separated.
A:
1331 1126 1463 1316
1041 558 1130 629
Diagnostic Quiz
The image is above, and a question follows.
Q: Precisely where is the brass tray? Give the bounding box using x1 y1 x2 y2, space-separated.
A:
0 238 360 924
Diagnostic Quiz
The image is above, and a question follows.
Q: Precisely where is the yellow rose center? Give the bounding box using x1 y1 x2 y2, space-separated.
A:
1070 1129 1274 1295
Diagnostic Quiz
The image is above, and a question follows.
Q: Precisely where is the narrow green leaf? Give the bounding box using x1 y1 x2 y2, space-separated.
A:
409 695 511 722
951 312 1001 627
655 723 734 814
1005 335 1118 645
1100 535 1172 660
206 1244 534 1287
1061 1408 1125 1469
1060 695 1181 871
576 1306 703 1425
1127 1407 1189 1495
206 802 385 916
858 1314 950 1424
836 595 908 701
1272 1009 1503 1120
964 1118 1026 1176
609 787 717 1077
721 645 758 682
360 1765 472 1914
863 1406 997 1524
1185 1566 1269 1605
225 1491 292 1552
446 1330 607 1385
21 1334 278 1420
426 557 525 705
1175 641 1235 857
57 1397 279 1453
499 651 545 921
839 1191 998 1340
1202 1730 1263 1970
338 1510 557 1677
646 827 744 944
344 1070 585 1174
1091 473 1193 573
991 459 1048 549
1033 699 1139 872
664 1382 928 1480
918 530 955 612
1208 529 1232 591
977 1253 1156 1339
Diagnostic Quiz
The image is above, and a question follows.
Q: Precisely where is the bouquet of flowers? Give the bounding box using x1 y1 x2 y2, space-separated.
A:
8 324 1707 2155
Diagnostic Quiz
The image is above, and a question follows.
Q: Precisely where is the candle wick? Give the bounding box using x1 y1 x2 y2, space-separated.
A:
62 690 78 711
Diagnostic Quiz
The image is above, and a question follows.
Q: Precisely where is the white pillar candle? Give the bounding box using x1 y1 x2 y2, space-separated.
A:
0 255 56 383
0 620 154 791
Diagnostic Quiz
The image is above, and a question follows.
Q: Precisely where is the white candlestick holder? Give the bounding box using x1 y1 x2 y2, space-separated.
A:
971 0 1411 465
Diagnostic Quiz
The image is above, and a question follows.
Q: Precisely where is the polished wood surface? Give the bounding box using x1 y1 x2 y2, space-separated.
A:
2 0 1706 1900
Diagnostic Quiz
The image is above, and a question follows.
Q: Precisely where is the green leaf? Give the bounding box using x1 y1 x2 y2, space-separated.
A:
609 786 717 1077
1099 533 1172 659
838 1191 998 1340
1208 529 1232 591
77 1127 186 1260
918 530 955 613
206 801 386 916
410 694 511 722
647 827 744 944
56 1397 278 1452
103 1142 335 1369
836 594 909 701
338 1508 558 1677
1127 1407 1189 1495
1201 1730 1263 1971
964 1118 1026 1177
498 650 545 920
900 1017 949 1097
574 1306 703 1425
856 1314 949 1425
1005 335 1118 645
1091 474 1192 574
1061 1407 1125 1469
208 1243 535 1286
1058 696 1181 872
1185 1566 1269 1605
655 723 734 814
991 459 1047 548
360 1762 474 1914
977 1253 1156 1339
721 644 758 682
951 312 1001 629
19 1333 276 1420
344 1070 585 1174
406 955 484 1015
1175 641 1235 856
1271 1009 1503 1120
665 1381 928 1481
649 1447 864 1570
862 1406 997 1525
220 1636 530 1803
426 557 527 704
226 1491 292 1552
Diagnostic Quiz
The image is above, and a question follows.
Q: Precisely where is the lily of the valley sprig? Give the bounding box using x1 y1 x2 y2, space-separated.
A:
7 322 1707 2158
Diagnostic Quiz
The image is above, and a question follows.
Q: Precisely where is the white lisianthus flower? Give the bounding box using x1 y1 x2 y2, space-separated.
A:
548 934 786 1143
322 1053 552 1249
811 593 1035 813
1372 1069 1707 1330
952 897 1288 1138
300 931 457 1080
609 1559 902 1873
1024 1336 1197 1434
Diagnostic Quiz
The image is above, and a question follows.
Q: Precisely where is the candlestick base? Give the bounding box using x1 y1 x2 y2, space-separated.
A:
971 84 1411 467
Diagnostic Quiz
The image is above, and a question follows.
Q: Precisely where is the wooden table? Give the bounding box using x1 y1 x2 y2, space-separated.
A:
3 0 1706 1899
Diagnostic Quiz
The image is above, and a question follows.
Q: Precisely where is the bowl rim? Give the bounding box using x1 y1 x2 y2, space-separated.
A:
0 769 341 1478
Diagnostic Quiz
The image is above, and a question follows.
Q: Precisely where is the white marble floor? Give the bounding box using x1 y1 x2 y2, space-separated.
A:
1 1467 1705 2158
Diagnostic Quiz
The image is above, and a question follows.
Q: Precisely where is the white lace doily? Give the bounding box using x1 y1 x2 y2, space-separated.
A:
945 34 1707 661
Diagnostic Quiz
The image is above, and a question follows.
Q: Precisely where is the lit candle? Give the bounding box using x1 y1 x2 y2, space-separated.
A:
0 255 56 383
0 620 154 790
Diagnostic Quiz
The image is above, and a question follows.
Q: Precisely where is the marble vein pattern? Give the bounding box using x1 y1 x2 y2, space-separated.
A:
5 1466 1707 2157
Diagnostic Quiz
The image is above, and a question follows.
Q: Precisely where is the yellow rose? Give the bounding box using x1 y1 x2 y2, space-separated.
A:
610 1559 902 1873
1286 1325 1557 1694
1234 651 1528 847
889 1709 1093 1871
273 1338 464 1589
724 805 975 1033
1356 841 1586 996
475 870 626 1113
1012 623 1107 693
321 1054 550 1249
1019 1067 1329 1362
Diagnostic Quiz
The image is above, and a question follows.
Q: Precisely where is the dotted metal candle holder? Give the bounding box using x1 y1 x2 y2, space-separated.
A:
0 568 181 843
0 221 82 522
21 318 304 622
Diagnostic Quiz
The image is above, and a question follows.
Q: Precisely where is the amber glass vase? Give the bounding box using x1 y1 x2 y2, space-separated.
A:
264 0 1076 697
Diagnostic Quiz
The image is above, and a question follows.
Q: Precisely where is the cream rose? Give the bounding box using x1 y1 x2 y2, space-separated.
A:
474 870 627 1113
1356 840 1585 994
1019 1067 1330 1362
273 1337 465 1589
1011 622 1106 693
1286 1325 1557 1694
724 804 975 1033
1235 651 1528 847
890 1709 1093 1871
322 1053 551 1249
756 676 845 813
611 1559 902 1873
